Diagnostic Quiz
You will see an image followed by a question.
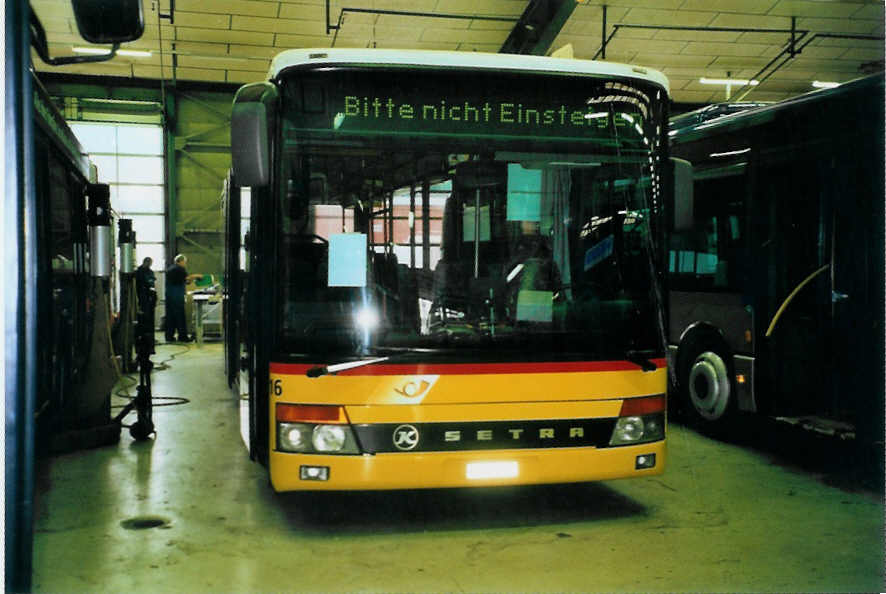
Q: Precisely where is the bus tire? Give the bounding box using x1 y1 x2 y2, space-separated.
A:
678 337 737 431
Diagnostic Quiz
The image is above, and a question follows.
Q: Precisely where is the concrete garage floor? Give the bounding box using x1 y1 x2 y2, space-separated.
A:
33 342 884 592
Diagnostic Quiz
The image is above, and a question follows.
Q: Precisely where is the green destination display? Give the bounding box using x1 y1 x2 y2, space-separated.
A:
334 94 647 141
343 96 613 129
286 70 656 143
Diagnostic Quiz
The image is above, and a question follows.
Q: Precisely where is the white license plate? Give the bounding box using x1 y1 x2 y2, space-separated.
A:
466 461 519 480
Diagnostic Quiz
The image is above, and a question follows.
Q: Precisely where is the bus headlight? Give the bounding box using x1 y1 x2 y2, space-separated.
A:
607 395 666 447
612 416 644 442
313 425 347 452
278 422 360 454
278 423 311 452
608 413 666 446
275 403 360 454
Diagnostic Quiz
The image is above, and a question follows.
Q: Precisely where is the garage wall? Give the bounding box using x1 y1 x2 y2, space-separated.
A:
171 89 234 280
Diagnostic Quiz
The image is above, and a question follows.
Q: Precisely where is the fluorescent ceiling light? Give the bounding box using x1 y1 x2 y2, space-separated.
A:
117 50 152 58
73 47 112 55
710 148 751 158
812 80 840 89
73 47 152 57
700 77 759 86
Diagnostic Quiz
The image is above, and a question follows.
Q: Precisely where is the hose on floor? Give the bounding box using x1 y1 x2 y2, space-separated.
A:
113 345 193 418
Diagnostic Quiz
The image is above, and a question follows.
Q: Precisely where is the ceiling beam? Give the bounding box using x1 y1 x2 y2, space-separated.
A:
499 0 576 56
38 73 240 102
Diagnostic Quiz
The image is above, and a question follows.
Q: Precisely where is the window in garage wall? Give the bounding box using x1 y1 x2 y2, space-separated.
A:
68 122 166 268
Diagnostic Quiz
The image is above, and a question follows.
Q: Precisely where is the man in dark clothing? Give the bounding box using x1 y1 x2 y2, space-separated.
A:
135 257 157 350
165 254 193 342
135 257 156 311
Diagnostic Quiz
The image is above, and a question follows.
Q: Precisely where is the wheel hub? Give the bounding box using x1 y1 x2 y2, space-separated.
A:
688 351 731 420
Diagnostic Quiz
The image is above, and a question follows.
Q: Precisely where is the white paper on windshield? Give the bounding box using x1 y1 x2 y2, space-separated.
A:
328 233 367 287
516 290 553 322
506 163 542 222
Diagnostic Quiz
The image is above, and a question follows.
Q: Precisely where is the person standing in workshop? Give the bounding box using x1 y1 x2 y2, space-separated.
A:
135 257 157 351
165 254 200 342
135 257 156 312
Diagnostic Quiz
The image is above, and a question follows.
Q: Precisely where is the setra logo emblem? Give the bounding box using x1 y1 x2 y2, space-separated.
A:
392 424 420 451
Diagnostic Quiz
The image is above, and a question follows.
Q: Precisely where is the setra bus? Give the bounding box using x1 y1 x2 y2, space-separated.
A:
225 49 679 491
667 74 885 441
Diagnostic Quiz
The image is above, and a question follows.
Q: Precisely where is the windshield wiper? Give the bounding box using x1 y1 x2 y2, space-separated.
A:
305 347 447 378
625 349 658 372
306 357 389 378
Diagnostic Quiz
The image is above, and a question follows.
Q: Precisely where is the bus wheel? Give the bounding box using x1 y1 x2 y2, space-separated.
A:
681 345 736 429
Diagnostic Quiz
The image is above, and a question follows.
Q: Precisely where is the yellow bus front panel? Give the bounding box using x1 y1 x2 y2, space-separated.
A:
270 441 665 491
268 360 667 491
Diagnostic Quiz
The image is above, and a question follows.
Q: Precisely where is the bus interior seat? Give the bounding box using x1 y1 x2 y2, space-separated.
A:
396 263 420 332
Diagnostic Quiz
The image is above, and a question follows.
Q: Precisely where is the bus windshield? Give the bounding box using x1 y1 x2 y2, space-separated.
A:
275 68 666 362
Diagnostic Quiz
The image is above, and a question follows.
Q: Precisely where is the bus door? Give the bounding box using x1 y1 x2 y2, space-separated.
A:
759 154 831 417
223 174 255 450
828 127 884 437
223 173 239 387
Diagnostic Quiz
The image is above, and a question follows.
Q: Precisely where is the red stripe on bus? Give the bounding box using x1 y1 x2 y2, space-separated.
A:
269 359 667 376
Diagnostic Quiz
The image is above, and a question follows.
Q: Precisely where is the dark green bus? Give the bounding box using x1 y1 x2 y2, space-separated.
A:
668 74 885 442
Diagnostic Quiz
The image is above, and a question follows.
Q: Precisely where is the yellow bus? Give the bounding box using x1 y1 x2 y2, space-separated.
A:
224 49 673 491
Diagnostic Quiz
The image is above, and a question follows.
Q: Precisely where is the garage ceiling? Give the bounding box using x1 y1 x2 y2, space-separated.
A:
31 0 884 104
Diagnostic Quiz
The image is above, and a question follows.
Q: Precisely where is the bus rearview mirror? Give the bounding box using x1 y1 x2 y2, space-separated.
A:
231 103 270 187
72 0 144 43
231 82 278 188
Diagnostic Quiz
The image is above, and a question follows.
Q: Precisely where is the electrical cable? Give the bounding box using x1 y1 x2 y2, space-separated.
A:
112 344 192 416
152 343 190 370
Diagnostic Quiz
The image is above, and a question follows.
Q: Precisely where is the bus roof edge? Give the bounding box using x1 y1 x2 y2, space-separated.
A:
267 48 669 94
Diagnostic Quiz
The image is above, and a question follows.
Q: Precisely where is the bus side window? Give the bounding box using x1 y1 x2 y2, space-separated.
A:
669 175 745 291
697 214 722 283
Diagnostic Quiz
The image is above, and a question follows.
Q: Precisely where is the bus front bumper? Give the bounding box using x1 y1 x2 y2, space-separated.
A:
269 440 665 491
